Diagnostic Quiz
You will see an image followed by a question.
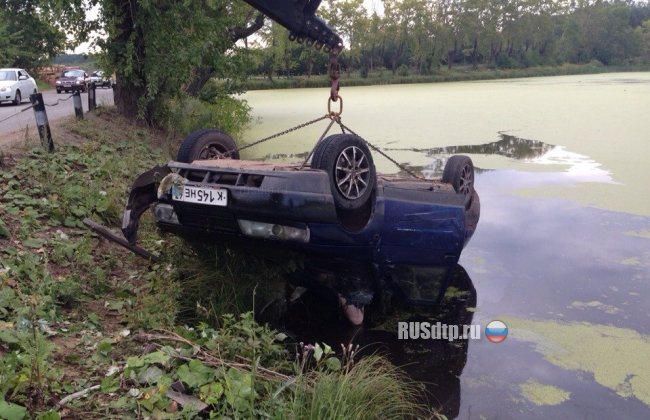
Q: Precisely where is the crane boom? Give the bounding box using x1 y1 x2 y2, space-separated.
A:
242 0 343 53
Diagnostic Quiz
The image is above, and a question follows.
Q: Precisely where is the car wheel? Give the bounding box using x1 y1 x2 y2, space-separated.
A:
464 191 480 242
56 89 61 94
176 129 240 162
312 134 376 210
442 155 475 208
13 90 21 105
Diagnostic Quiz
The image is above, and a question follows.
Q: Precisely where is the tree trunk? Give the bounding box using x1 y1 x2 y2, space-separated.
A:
185 67 215 97
110 0 153 123
113 80 147 120
472 37 478 69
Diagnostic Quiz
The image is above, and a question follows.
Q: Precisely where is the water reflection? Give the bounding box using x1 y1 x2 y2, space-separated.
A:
256 132 615 186
384 133 614 186
389 133 554 161
271 263 477 418
261 133 552 169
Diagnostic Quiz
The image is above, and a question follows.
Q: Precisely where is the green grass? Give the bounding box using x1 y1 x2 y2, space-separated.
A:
290 355 427 419
240 61 650 91
36 78 51 92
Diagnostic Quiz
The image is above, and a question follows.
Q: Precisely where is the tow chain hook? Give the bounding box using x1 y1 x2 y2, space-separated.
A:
329 50 341 102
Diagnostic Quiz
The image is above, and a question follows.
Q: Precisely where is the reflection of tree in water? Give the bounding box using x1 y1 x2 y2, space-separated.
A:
395 132 556 178
274 263 476 420
260 133 554 177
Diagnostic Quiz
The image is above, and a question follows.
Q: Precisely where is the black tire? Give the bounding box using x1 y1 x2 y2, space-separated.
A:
442 155 475 207
464 191 480 242
176 129 240 163
56 89 61 94
13 90 21 105
311 134 376 210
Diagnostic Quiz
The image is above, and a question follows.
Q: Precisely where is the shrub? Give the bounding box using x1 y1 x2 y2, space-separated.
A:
165 94 251 141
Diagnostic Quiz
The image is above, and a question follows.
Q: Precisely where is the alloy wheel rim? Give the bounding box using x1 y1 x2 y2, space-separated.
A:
335 146 371 200
458 163 474 195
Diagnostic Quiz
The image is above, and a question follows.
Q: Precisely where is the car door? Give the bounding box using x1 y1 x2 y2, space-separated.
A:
23 70 35 93
17 70 30 95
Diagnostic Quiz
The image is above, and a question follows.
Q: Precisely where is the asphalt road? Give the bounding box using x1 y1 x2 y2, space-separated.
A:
0 88 115 137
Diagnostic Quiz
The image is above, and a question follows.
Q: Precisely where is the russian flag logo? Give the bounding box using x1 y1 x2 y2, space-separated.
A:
485 320 508 343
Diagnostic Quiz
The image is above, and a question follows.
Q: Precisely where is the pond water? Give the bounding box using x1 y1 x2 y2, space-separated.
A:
243 73 650 418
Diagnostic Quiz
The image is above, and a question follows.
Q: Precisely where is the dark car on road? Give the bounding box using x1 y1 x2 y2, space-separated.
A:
88 71 115 89
55 68 88 93
122 129 480 269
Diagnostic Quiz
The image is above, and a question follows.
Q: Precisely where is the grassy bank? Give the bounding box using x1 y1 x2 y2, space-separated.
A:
241 62 650 91
36 79 51 92
0 110 426 418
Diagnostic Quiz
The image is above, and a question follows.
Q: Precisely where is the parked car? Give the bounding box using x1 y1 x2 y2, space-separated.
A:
0 68 38 105
88 70 114 88
55 68 88 93
121 129 480 269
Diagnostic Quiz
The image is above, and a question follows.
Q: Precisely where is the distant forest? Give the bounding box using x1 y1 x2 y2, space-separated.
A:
249 0 650 79
52 54 98 69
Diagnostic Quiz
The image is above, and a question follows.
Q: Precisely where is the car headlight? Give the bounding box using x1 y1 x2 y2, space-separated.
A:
0 87 11 92
56 81 61 84
237 219 310 243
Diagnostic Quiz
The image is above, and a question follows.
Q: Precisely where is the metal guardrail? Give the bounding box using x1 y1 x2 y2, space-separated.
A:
0 83 99 152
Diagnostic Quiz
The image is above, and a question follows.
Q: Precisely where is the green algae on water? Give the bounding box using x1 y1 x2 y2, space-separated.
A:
503 317 650 407
569 300 621 315
520 379 571 406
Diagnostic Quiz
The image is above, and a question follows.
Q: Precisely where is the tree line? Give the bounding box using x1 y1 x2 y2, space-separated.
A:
253 0 650 79
2 0 649 126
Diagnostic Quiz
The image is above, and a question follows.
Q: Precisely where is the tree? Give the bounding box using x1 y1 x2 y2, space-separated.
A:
0 11 22 67
96 0 264 123
0 0 89 71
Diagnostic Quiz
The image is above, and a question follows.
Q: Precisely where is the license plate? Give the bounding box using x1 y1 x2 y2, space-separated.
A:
172 184 227 206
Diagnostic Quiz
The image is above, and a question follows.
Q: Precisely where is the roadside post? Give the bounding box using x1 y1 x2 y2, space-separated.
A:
29 93 55 152
88 82 96 111
73 88 84 119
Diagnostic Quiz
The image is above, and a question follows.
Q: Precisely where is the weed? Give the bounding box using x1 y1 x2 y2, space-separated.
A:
290 355 427 420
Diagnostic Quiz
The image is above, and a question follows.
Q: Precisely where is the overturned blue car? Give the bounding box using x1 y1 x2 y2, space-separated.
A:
121 129 480 268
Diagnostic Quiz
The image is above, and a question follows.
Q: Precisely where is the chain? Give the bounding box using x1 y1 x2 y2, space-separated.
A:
0 104 34 126
226 114 330 157
329 50 341 102
223 107 420 179
0 93 76 127
220 40 417 180
45 93 75 107
299 116 337 169
336 120 423 180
